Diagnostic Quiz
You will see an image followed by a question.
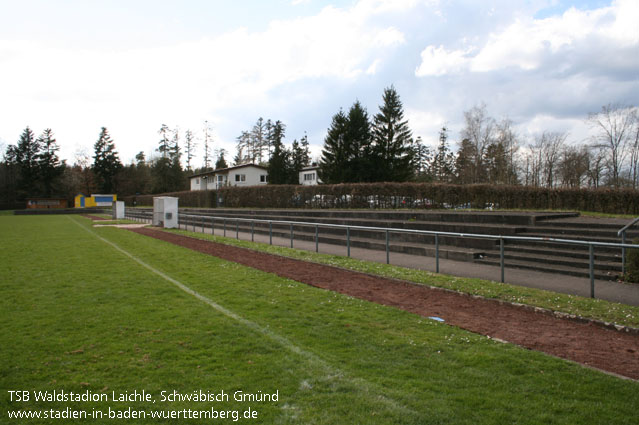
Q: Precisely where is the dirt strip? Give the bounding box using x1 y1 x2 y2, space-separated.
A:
130 227 639 380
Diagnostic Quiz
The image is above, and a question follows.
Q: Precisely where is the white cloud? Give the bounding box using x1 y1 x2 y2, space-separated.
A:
416 0 639 76
0 1 413 162
415 45 472 76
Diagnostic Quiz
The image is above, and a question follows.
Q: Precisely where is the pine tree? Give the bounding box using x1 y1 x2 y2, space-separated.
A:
411 136 432 182
202 120 213 171
157 124 171 159
184 129 196 172
92 127 122 193
371 86 415 182
215 149 228 170
431 127 455 182
251 117 269 164
319 110 349 184
319 102 373 184
13 127 41 196
36 129 65 197
267 121 290 184
455 139 477 185
290 136 311 184
345 101 372 182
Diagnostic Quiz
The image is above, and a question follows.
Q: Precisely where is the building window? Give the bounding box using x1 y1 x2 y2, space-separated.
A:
260 175 267 183
304 173 315 181
217 175 224 182
196 178 200 184
235 174 246 182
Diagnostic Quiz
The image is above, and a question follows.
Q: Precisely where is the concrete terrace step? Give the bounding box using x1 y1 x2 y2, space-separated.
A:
179 214 499 251
476 256 621 280
480 249 622 272
183 208 578 225
185 211 527 236
521 226 639 240
504 244 623 262
130 208 632 281
180 218 483 262
520 231 627 245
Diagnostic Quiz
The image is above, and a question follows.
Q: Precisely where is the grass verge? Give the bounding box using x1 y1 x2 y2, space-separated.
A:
168 228 639 329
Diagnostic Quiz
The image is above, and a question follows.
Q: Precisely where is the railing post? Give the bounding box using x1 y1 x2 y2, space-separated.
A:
347 227 351 257
290 223 294 248
223 218 227 237
211 217 215 236
201 217 205 233
269 221 273 245
622 231 626 276
500 238 505 283
590 244 595 298
236 219 239 239
435 234 440 274
386 229 390 264
315 225 319 253
251 221 255 242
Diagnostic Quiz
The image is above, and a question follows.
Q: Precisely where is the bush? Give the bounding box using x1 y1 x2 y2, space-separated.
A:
625 238 639 284
122 183 639 214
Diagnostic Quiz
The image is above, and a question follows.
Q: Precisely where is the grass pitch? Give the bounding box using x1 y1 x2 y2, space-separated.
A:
1 215 638 424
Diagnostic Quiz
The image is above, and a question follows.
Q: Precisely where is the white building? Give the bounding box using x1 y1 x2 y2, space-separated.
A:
190 164 269 191
299 166 321 186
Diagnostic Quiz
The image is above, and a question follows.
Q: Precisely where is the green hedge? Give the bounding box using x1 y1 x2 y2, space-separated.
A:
121 183 639 214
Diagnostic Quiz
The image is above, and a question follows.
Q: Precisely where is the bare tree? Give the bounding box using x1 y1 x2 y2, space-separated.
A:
587 104 638 188
202 120 214 171
461 103 495 184
628 125 639 189
559 144 590 188
527 132 566 188
587 146 606 188
495 118 519 185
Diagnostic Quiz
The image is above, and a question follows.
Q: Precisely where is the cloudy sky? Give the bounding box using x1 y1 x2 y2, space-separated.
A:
1 0 637 166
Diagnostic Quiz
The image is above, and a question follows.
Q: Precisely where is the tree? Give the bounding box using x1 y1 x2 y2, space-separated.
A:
12 127 41 196
234 131 252 165
152 125 185 193
430 127 455 182
495 118 519 185
629 126 639 189
455 139 477 185
484 141 509 184
184 129 196 172
266 121 290 184
319 109 349 184
1 145 21 206
92 127 122 193
540 132 566 188
215 149 228 169
460 104 495 184
202 120 214 171
251 117 270 164
370 86 415 182
36 129 65 197
289 135 311 184
587 104 638 187
157 124 171 159
558 144 590 188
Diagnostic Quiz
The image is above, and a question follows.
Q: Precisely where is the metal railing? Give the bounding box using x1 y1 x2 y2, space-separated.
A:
618 217 639 275
125 209 638 299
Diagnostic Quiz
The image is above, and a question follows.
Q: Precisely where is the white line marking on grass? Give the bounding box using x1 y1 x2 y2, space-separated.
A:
69 217 414 416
